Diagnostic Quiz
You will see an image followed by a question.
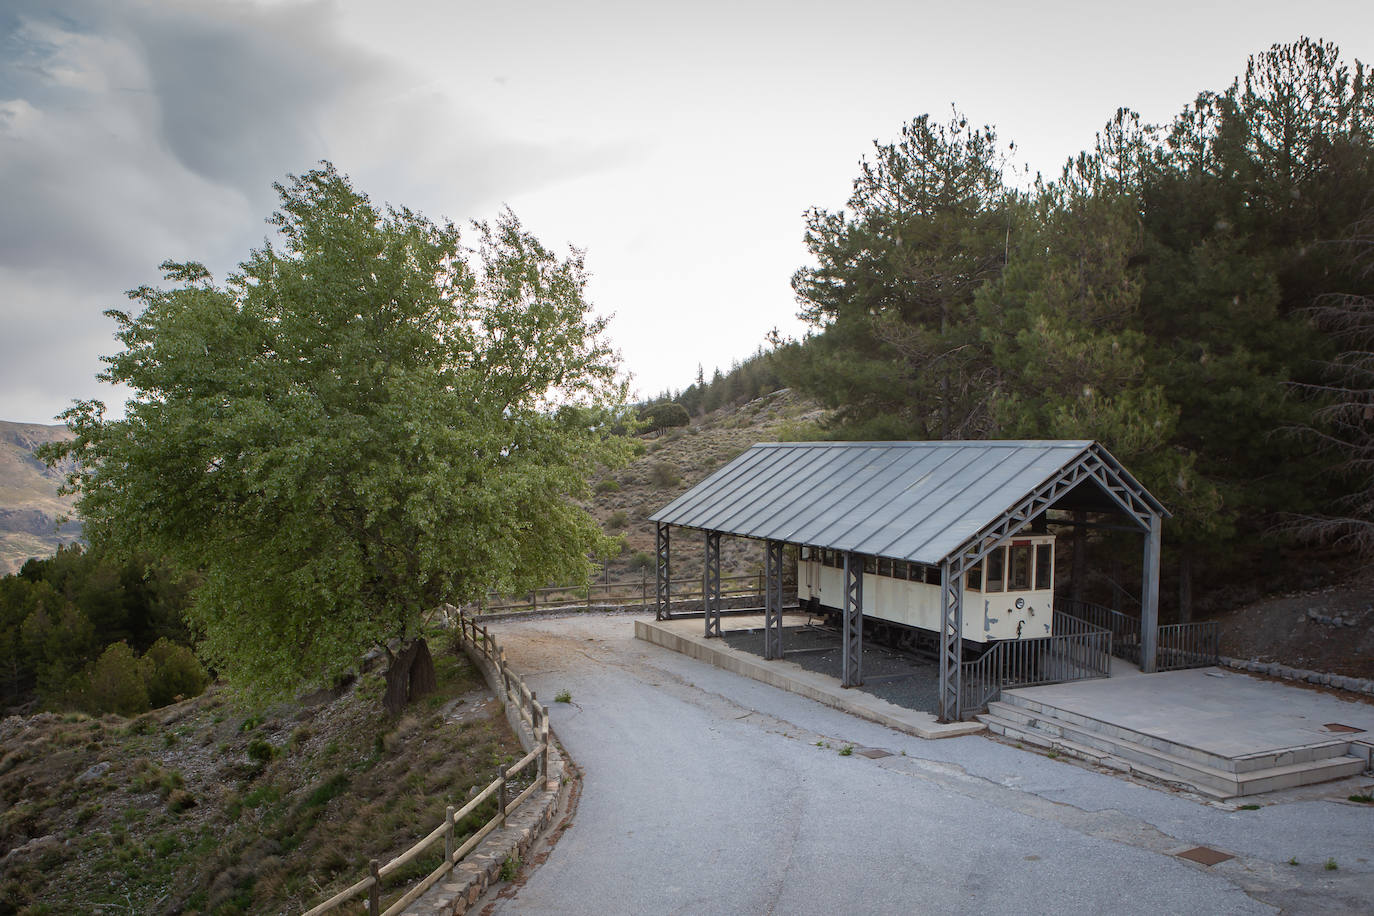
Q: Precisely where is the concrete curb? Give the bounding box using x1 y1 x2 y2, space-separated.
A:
400 635 571 915
1219 655 1374 698
635 618 983 740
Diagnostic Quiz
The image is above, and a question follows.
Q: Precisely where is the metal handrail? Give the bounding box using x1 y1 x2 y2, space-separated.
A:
1054 597 1140 662
1156 621 1220 671
960 625 1112 714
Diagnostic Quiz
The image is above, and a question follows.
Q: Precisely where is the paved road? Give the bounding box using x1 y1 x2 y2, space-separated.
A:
488 614 1374 915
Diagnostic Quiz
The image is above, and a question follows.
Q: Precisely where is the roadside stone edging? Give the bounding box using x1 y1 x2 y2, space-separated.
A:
400 625 571 916
1219 655 1374 697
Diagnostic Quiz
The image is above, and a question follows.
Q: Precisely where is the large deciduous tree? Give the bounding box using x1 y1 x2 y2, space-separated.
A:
43 164 627 709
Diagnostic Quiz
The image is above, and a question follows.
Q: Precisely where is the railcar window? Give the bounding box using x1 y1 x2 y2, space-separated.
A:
1009 545 1032 590
863 556 876 575
986 547 1005 592
966 563 982 591
878 558 892 577
1035 543 1053 591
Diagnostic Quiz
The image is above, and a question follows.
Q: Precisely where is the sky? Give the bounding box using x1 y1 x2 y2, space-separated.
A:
2 0 1373 425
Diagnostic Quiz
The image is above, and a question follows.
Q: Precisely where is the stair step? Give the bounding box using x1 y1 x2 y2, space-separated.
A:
979 707 1367 798
995 694 1351 773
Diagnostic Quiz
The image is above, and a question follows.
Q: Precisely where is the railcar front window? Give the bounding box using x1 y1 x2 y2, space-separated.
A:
1010 545 1032 591
986 547 1005 592
1035 543 1053 591
966 563 982 591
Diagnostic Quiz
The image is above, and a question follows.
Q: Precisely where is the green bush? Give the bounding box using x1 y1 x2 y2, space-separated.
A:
594 478 620 494
638 402 690 430
85 642 151 716
606 511 629 530
143 638 210 707
649 462 681 488
627 552 655 572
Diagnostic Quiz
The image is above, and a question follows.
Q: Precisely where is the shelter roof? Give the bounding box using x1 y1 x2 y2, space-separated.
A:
650 440 1166 565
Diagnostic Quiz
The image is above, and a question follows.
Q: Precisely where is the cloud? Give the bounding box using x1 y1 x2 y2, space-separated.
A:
0 0 630 424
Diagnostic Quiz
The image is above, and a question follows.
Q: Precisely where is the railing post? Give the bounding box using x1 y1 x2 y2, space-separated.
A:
369 859 381 915
539 719 549 781
445 804 455 861
497 766 508 825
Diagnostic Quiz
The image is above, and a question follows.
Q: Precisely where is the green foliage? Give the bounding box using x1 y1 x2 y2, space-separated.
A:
606 510 629 530
649 462 681 488
499 854 520 882
627 551 654 572
42 164 628 700
246 738 276 763
142 638 209 707
85 642 151 716
594 478 621 494
554 689 571 703
638 401 690 430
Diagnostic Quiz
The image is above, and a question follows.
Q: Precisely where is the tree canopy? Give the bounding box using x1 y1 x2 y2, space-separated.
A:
43 164 627 700
783 38 1374 612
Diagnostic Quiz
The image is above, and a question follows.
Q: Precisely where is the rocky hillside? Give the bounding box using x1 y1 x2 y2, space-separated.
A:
0 421 80 574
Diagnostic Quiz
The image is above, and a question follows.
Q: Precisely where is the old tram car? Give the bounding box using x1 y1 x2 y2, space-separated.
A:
798 534 1056 649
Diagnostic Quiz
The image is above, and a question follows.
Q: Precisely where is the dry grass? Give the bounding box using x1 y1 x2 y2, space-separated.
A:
0 636 522 915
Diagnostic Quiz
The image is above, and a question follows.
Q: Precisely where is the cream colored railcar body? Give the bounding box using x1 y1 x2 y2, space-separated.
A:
798 535 1056 644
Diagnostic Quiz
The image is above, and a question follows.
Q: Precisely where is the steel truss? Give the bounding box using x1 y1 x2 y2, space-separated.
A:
764 539 784 660
704 530 722 638
842 551 863 687
655 522 671 620
936 446 1167 720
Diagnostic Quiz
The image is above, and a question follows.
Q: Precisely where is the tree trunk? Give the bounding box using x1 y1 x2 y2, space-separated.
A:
383 637 437 716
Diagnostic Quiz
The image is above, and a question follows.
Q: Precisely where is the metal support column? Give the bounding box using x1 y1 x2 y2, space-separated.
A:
704 530 722 638
655 522 671 620
938 560 963 722
841 552 863 687
1140 513 1161 673
763 539 784 660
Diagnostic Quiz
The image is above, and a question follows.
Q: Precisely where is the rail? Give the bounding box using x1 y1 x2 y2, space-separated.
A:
1156 620 1220 671
1054 596 1141 663
472 572 779 615
301 612 550 916
960 623 1112 714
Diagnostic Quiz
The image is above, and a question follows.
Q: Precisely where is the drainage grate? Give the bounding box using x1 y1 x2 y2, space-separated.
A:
1176 846 1234 867
1323 723 1366 734
855 747 893 759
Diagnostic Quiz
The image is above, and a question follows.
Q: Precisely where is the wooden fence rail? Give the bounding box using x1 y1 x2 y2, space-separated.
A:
301 611 549 916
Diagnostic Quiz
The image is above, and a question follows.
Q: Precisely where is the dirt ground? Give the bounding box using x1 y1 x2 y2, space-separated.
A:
1215 570 1374 680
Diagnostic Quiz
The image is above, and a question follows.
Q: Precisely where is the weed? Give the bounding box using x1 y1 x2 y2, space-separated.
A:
499 854 520 882
838 745 853 757
166 790 196 813
1237 804 1261 810
649 462 681 488
606 510 629 530
554 690 572 704
247 739 276 764
1288 857 1299 866
1325 858 1338 871
1047 750 1059 759
594 478 620 494
240 714 264 732
1348 794 1373 804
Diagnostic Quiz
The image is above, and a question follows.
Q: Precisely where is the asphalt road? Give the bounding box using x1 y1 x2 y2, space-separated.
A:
486 614 1374 916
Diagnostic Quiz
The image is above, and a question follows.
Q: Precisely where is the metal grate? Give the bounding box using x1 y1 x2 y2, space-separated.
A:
1176 846 1234 866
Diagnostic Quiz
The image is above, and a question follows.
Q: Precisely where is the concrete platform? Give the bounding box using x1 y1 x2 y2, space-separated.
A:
635 614 983 740
987 667 1374 798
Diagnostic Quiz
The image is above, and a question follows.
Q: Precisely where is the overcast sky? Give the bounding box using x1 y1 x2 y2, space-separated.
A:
3 0 1373 425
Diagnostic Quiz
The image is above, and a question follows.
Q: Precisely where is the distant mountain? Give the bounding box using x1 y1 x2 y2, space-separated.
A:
0 420 81 574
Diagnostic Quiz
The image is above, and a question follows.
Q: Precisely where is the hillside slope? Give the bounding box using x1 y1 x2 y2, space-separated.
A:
0 421 80 573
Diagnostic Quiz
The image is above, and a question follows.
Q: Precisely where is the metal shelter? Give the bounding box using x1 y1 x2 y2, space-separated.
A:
649 440 1170 721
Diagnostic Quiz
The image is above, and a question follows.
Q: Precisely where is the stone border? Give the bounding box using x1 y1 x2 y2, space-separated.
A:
400 627 572 916
1219 656 1374 698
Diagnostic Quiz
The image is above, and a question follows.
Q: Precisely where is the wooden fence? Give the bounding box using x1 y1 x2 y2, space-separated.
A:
302 613 550 916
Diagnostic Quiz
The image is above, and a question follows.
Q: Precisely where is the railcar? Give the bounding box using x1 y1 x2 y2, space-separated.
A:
798 534 1056 644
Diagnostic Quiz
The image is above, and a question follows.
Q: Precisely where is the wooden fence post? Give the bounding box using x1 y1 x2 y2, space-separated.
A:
445 805 455 861
497 766 508 826
368 859 381 915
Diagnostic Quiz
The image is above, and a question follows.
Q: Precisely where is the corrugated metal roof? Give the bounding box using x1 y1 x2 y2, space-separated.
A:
650 440 1162 565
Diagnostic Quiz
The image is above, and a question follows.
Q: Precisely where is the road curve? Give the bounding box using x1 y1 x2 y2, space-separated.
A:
486 613 1373 916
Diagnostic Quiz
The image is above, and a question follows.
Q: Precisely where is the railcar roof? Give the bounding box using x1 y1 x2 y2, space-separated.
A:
650 440 1166 566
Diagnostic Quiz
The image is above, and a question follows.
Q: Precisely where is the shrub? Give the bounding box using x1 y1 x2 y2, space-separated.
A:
85 642 151 716
638 402 690 430
649 462 681 488
247 738 276 763
554 689 571 703
627 552 655 572
143 638 210 707
594 478 620 494
606 511 629 530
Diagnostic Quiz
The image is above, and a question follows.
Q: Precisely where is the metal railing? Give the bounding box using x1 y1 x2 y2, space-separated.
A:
1055 596 1141 662
302 612 549 916
1156 620 1220 671
473 572 775 615
960 625 1112 714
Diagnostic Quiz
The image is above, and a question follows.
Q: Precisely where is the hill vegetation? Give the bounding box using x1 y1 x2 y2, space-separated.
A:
0 421 79 574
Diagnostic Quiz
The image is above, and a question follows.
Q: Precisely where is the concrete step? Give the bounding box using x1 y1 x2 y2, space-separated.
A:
980 704 1367 798
997 692 1352 774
